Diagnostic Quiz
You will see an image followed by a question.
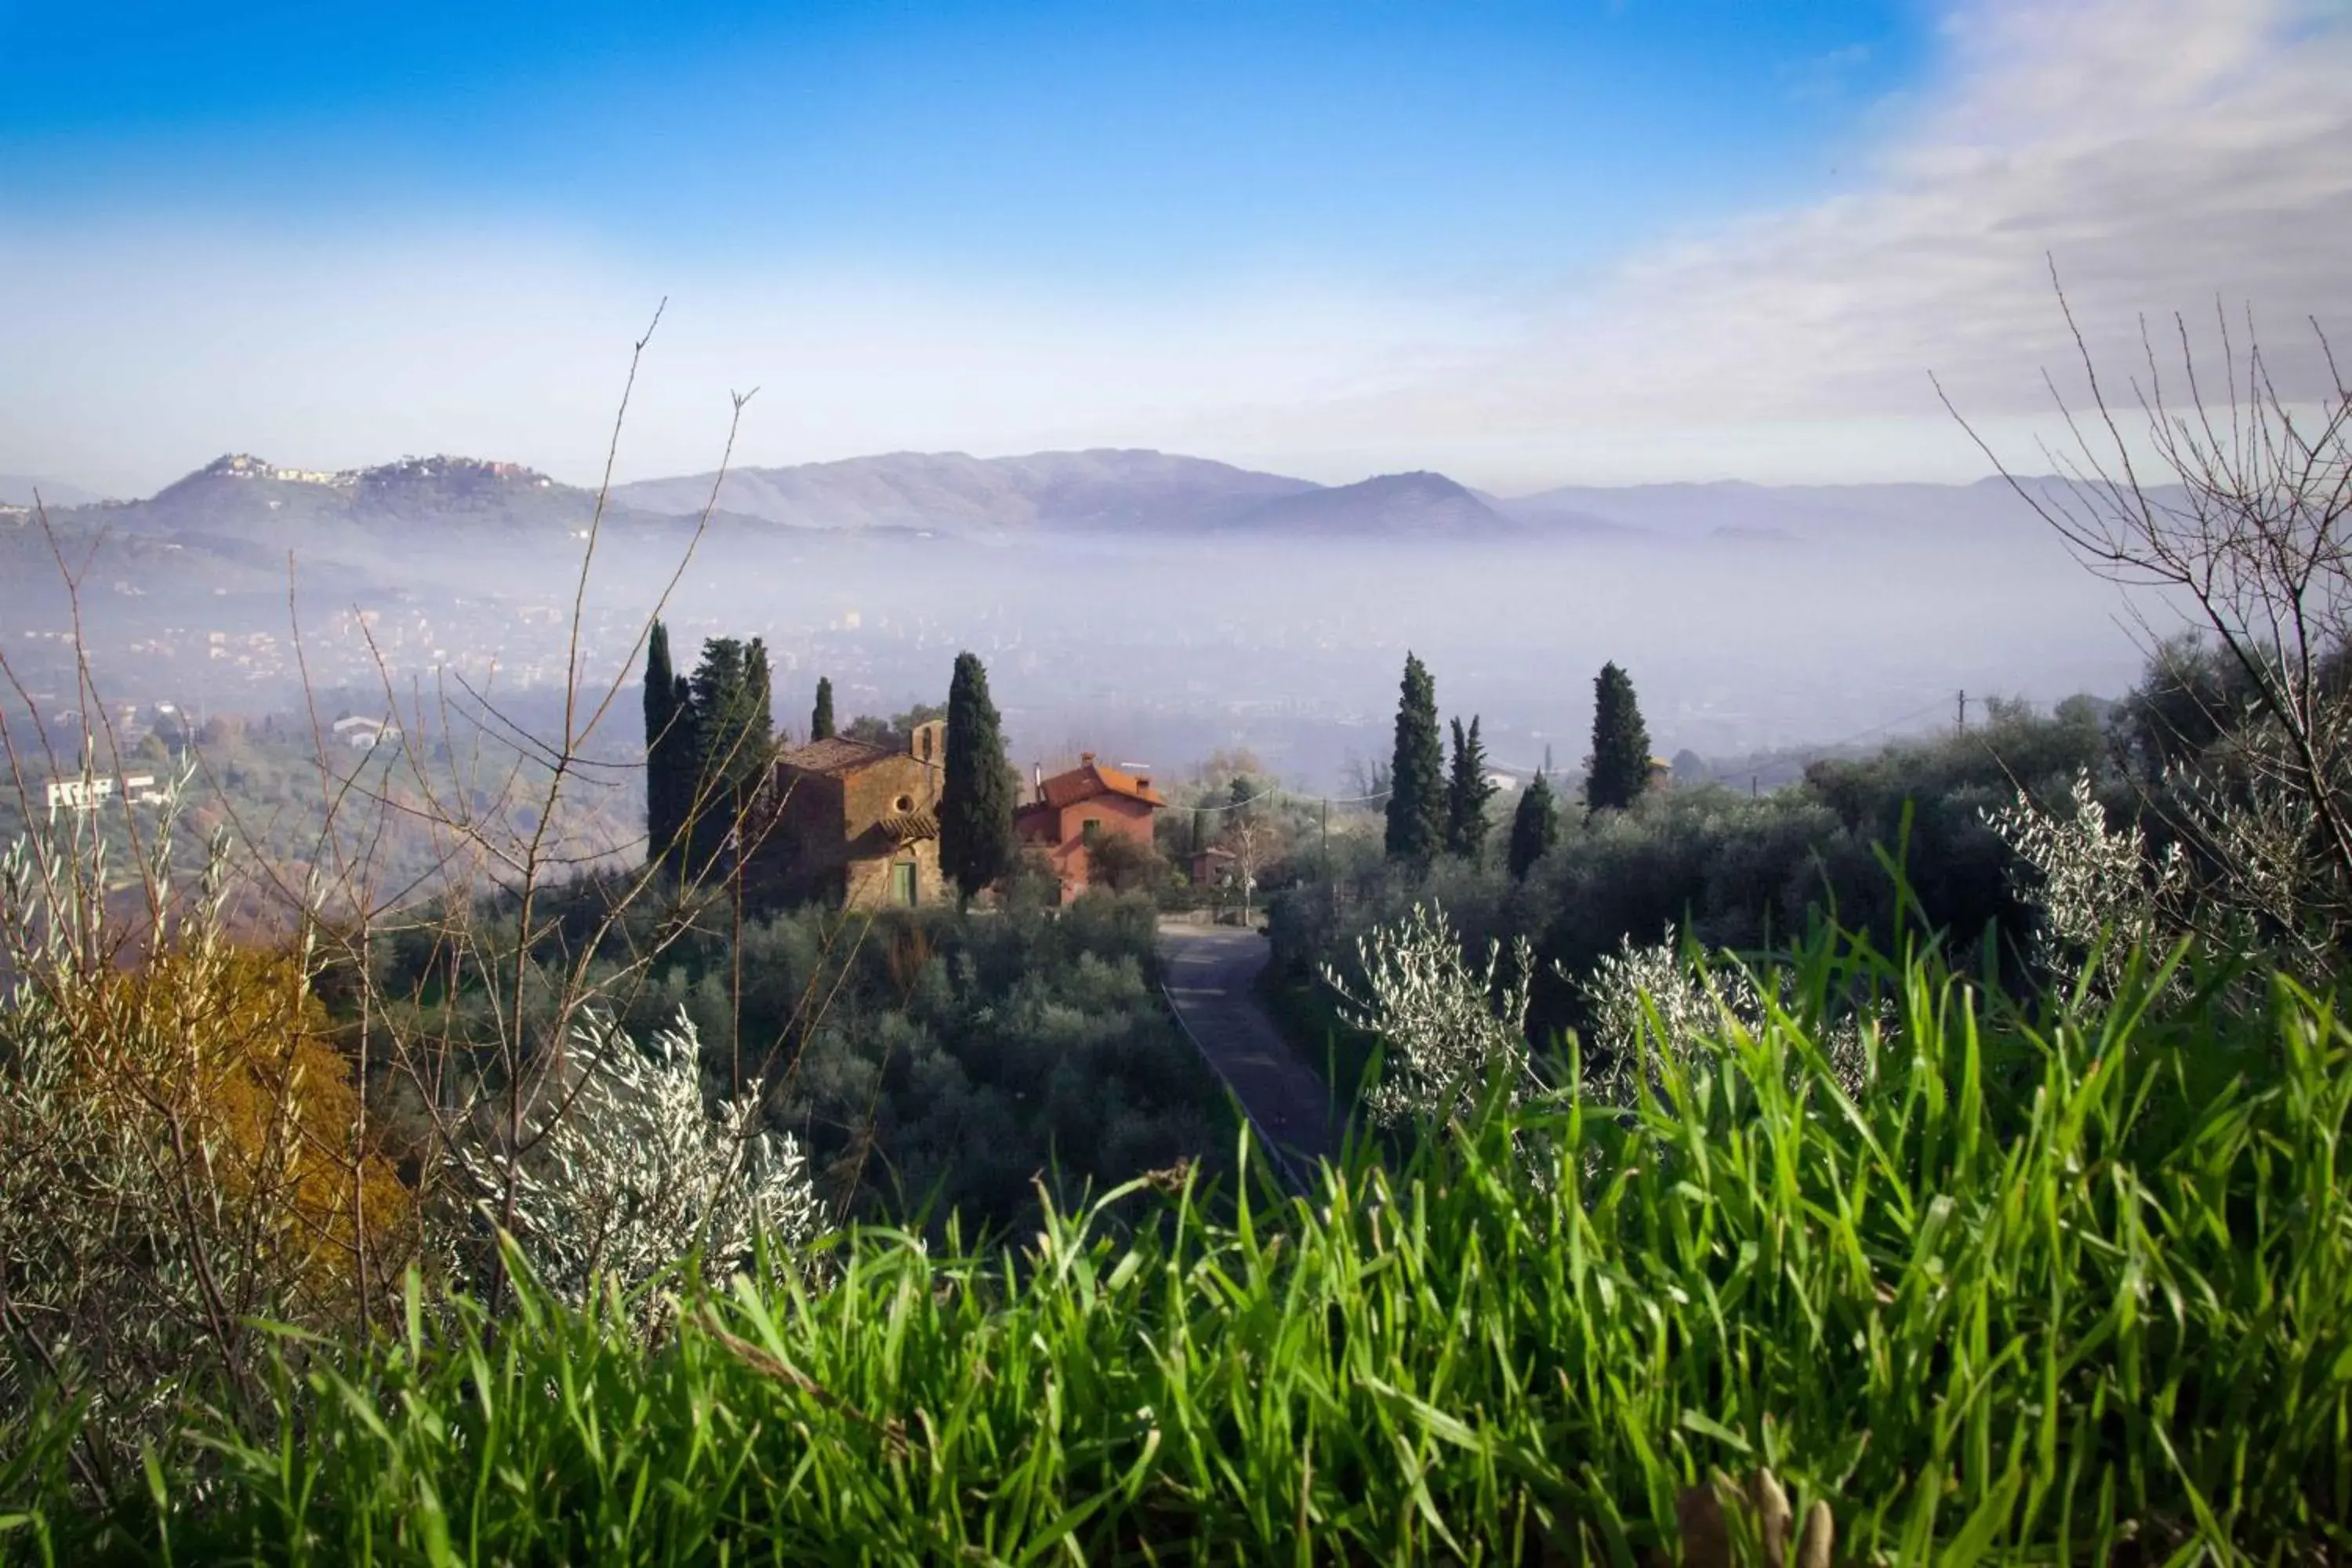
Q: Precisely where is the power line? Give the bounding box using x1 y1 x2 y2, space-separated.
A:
1810 696 1955 752
1182 781 1391 814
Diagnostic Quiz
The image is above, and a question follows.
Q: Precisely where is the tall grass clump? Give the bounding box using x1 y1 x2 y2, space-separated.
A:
29 920 2341 1564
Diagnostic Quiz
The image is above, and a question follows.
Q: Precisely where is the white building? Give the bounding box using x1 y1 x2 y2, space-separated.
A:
42 773 167 811
331 715 401 750
45 777 116 811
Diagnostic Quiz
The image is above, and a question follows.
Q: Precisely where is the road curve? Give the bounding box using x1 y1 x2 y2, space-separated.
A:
1157 921 1336 1177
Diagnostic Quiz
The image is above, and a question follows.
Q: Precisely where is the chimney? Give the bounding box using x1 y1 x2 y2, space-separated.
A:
1080 751 1095 766
1033 760 1044 804
1137 776 1151 790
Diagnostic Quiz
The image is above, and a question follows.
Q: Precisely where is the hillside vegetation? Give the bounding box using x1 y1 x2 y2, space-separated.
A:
8 920 2348 1562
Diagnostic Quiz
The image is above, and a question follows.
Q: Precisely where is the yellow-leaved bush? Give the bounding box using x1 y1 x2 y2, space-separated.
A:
101 946 420 1318
2 813 419 1472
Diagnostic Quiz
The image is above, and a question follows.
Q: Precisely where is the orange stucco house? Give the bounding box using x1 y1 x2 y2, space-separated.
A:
1014 753 1166 898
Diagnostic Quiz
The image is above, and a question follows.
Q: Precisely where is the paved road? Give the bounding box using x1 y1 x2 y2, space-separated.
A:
1158 922 1336 1178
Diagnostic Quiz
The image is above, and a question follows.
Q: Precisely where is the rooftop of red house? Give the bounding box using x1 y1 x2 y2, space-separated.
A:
1028 753 1167 811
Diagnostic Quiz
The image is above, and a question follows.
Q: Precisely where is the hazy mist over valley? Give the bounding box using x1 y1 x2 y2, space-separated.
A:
4 446 2143 795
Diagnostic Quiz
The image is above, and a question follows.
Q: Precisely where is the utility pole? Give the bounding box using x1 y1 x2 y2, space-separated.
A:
731 830 744 1098
1956 689 1968 735
1323 795 1334 921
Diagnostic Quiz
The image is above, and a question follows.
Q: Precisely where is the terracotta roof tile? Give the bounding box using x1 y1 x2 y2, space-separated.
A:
876 808 939 842
1038 760 1167 810
848 809 938 853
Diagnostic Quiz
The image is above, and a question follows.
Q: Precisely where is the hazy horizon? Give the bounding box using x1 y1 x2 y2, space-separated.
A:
5 444 2084 512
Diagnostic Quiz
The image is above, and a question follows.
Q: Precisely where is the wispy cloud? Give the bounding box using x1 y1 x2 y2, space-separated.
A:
1218 0 2352 485
1779 42 1875 104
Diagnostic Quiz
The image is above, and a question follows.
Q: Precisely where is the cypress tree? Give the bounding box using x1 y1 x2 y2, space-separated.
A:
682 638 742 875
810 677 836 741
643 619 688 869
745 638 775 760
940 652 1014 902
680 637 778 875
1508 769 1559 881
666 669 694 857
1384 652 1446 865
1584 661 1653 814
1445 714 1498 862
741 638 776 847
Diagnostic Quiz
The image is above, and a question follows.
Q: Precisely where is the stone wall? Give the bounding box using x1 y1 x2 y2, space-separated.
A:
753 745 947 909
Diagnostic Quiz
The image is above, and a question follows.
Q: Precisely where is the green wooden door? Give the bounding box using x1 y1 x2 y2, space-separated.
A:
892 862 917 907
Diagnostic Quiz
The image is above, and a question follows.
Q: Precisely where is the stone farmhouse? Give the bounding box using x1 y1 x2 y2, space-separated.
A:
1014 753 1167 898
750 720 949 910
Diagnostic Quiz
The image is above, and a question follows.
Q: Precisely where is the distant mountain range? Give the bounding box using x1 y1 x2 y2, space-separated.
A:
612 448 1548 539
1490 477 2066 543
1234 470 1526 538
16 446 2070 551
14 453 717 575
611 448 1321 535
615 448 2060 544
103 452 693 539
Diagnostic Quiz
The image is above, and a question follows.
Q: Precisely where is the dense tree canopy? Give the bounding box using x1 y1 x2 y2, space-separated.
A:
843 702 949 752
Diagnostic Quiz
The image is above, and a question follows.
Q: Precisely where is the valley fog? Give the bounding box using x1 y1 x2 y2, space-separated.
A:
3 465 2155 789
659 527 2143 785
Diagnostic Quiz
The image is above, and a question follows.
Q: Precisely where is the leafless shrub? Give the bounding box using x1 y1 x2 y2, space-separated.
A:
1944 270 2352 966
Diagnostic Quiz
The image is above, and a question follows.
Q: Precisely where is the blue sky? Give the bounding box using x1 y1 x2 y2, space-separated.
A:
2 0 2346 493
3 2 1922 281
